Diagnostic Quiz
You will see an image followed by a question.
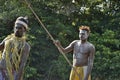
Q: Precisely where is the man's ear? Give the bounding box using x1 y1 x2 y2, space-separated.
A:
87 32 90 36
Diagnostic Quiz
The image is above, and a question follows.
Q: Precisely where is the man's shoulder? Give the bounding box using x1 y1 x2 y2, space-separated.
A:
24 42 31 51
70 40 79 45
87 42 95 49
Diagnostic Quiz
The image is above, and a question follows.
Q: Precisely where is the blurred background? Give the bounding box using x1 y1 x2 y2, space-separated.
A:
0 0 120 80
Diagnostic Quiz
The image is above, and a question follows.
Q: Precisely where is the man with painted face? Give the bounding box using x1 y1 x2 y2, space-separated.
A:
0 16 30 80
55 26 95 80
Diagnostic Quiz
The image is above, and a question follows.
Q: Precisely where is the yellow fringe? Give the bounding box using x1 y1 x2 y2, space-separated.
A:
4 34 25 80
0 51 2 60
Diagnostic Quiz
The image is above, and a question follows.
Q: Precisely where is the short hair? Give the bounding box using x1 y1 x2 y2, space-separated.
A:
79 25 91 33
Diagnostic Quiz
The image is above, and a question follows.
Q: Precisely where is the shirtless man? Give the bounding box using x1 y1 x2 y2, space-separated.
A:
0 16 30 80
55 26 95 80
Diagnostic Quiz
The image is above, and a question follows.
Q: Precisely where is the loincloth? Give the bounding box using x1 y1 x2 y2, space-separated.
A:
69 66 91 80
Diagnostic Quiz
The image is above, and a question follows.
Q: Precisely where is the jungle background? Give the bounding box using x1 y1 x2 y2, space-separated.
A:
0 0 120 80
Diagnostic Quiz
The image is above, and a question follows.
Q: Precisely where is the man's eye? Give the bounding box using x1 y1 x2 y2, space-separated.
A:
15 27 18 29
15 26 22 29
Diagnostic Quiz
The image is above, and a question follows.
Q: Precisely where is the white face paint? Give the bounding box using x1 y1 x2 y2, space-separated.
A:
79 30 89 40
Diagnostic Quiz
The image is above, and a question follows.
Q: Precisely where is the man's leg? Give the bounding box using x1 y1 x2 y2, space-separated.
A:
83 66 91 80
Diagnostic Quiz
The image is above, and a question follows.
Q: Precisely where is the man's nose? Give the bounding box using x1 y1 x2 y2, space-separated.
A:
16 28 21 32
16 28 19 31
81 34 83 37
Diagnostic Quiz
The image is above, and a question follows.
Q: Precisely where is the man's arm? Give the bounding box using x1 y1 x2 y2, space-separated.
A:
54 40 76 53
0 41 5 69
16 43 30 80
0 41 5 51
84 44 95 80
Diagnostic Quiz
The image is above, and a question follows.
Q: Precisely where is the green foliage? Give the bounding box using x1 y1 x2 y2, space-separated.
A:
24 66 37 80
90 30 120 80
0 0 120 80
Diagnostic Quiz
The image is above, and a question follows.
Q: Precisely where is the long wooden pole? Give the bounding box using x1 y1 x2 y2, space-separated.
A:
24 0 81 80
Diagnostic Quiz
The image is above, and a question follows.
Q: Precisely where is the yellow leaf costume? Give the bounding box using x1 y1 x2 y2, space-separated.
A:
2 34 26 80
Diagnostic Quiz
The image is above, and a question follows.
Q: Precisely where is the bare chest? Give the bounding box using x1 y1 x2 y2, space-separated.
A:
73 42 90 58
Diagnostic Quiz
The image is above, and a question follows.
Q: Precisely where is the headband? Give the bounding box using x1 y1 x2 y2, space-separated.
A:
15 16 28 29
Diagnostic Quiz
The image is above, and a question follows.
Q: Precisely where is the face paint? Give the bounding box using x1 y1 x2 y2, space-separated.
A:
79 30 89 40
14 24 25 37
